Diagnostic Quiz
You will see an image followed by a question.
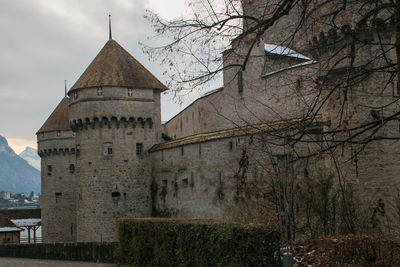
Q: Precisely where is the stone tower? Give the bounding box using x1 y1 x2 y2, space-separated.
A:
68 39 166 242
37 97 76 242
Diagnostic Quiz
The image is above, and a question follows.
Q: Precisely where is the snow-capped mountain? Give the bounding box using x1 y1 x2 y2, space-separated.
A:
19 146 40 171
0 136 40 193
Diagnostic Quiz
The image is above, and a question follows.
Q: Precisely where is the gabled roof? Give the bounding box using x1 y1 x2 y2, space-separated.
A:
37 97 70 134
70 40 167 91
264 44 311 61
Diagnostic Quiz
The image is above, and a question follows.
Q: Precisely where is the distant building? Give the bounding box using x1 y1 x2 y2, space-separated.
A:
0 209 41 243
0 192 10 200
0 217 22 244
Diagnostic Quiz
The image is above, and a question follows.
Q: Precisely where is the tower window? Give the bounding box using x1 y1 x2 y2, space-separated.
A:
73 92 78 100
69 164 75 174
47 165 52 176
97 87 103 96
111 192 121 198
181 146 184 156
136 143 143 155
55 192 62 203
103 143 113 156
128 88 133 97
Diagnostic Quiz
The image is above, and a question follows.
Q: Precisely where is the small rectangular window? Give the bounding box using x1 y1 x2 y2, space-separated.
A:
55 192 62 203
136 143 143 155
238 70 243 94
180 146 184 156
308 127 323 142
276 154 288 168
128 88 133 97
97 87 103 96
393 82 400 97
47 165 52 175
69 164 75 174
73 92 78 100
229 141 233 151
103 143 112 156
111 192 121 197
182 178 188 187
161 150 164 161
198 143 201 157
162 180 168 187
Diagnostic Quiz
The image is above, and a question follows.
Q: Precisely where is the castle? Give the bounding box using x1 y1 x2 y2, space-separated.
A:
37 0 399 242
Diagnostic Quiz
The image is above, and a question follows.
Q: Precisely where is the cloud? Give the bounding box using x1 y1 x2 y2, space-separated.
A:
0 0 218 151
6 137 37 154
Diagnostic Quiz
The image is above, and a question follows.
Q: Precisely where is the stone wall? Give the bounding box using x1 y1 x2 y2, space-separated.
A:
151 126 323 220
71 86 161 242
37 130 76 243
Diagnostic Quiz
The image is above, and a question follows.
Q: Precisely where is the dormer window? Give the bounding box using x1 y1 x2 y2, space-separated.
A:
73 92 78 100
97 87 103 96
128 88 133 97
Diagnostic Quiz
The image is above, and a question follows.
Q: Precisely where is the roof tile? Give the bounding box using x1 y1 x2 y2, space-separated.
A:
70 40 167 91
37 98 70 133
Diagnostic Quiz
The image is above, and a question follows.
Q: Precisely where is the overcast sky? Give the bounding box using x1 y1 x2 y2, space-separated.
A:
0 0 216 153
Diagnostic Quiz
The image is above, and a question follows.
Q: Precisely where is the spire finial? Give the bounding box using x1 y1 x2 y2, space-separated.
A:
64 80 67 97
109 14 112 40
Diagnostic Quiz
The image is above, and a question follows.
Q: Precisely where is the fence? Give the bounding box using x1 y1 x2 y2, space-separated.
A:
0 242 118 263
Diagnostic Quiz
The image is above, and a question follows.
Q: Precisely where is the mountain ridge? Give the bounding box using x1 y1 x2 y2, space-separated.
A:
0 135 40 193
19 146 40 171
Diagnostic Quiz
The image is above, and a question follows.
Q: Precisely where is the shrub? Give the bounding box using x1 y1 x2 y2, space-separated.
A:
294 235 400 266
117 218 279 266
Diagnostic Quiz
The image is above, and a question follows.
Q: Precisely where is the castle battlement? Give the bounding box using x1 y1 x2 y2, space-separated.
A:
310 20 394 53
70 116 154 132
38 147 76 157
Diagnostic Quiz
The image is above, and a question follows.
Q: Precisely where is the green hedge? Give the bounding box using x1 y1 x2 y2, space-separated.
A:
117 218 279 266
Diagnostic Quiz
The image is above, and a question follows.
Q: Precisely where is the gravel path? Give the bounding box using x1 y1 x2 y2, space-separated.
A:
0 258 113 267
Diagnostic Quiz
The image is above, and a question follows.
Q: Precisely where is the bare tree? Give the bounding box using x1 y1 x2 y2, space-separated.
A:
145 0 400 241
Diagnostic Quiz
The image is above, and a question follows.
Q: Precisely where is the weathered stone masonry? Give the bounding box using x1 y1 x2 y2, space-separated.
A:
37 0 399 242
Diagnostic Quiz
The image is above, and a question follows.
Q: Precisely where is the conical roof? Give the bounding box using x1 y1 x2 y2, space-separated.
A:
70 40 167 91
37 97 70 134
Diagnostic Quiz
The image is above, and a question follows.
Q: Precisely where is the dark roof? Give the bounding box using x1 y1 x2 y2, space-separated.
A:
0 216 17 228
150 115 324 152
37 98 70 134
0 209 40 231
0 209 41 220
70 40 167 91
